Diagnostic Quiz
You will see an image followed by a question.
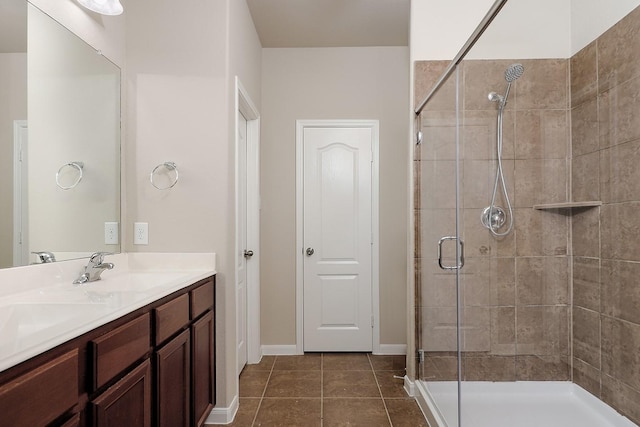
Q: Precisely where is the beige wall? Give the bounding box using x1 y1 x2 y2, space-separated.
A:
571 0 640 54
261 47 409 346
0 53 26 268
125 0 261 410
28 0 126 66
410 0 640 62
410 0 570 61
229 1 262 108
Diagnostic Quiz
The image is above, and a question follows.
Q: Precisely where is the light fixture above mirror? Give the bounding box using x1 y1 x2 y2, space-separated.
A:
77 0 123 16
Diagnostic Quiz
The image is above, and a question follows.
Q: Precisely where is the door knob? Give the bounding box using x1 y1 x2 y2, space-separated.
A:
306 247 315 256
243 250 254 258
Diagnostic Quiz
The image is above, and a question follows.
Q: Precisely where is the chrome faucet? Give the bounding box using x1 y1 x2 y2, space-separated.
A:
32 251 56 263
73 252 114 285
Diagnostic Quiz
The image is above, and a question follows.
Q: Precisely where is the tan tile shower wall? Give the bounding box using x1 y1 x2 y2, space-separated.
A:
570 6 640 424
414 58 571 382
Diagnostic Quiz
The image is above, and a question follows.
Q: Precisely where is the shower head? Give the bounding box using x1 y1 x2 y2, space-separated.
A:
487 64 524 109
504 63 524 83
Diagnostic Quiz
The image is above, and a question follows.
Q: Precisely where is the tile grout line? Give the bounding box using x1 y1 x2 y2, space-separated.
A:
250 356 276 427
320 353 324 427
368 354 394 426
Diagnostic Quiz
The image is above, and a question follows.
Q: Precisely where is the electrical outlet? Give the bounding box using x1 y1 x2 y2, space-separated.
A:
134 222 148 245
105 222 119 245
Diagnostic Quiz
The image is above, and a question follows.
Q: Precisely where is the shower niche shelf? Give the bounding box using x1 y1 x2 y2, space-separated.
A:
533 201 602 210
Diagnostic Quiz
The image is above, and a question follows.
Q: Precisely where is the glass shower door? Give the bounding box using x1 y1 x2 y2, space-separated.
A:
416 65 463 427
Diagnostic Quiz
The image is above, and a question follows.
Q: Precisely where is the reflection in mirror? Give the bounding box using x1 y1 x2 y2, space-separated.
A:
0 1 121 268
0 0 27 268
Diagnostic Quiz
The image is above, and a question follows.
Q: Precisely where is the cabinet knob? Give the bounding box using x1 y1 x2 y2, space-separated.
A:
243 250 254 258
306 247 315 256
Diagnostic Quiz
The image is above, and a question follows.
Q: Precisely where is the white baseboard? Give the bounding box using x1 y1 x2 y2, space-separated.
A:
261 344 300 356
261 344 405 356
205 395 239 426
248 347 263 365
374 344 407 355
404 375 416 397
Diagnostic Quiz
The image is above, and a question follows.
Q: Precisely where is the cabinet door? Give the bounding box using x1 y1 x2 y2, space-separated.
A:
156 329 191 427
91 359 152 427
192 310 215 427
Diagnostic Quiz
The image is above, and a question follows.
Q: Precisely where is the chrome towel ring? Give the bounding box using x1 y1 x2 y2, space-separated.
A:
150 162 179 190
56 161 84 190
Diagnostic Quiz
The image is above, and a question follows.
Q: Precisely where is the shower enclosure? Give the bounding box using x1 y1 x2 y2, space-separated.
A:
414 0 640 426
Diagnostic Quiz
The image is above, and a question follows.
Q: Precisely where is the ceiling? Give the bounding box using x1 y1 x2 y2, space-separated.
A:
246 0 410 48
0 0 410 53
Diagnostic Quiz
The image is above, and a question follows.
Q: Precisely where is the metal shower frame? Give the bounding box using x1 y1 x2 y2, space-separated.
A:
414 0 509 117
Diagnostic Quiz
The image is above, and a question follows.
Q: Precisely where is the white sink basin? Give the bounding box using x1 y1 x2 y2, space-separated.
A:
89 271 193 293
0 302 110 353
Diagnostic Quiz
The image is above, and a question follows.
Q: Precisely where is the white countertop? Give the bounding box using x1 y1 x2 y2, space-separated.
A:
0 253 216 373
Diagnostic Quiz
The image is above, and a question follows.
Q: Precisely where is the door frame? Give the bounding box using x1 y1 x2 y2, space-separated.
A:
235 77 261 367
295 119 380 354
13 120 28 266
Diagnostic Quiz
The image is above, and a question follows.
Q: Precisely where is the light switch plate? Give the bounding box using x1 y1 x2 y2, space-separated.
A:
134 222 148 245
105 222 119 245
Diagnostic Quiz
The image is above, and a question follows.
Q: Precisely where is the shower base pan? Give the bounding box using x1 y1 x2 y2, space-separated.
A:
416 380 638 427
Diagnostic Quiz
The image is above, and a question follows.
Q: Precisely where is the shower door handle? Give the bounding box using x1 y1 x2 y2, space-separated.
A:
437 236 464 271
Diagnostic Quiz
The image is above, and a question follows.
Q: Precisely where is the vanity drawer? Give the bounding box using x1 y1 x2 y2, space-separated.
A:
0 349 78 426
190 279 214 319
155 293 190 345
91 314 151 390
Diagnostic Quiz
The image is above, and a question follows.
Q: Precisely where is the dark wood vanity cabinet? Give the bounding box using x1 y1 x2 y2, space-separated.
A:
0 275 215 427
154 277 216 427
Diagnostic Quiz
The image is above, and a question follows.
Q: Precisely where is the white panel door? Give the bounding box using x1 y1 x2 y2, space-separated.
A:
303 127 373 352
236 112 248 373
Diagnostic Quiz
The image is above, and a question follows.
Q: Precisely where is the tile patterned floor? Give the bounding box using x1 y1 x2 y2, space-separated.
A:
213 353 428 427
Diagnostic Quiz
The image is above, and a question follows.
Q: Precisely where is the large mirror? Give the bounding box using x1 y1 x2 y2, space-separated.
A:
0 0 121 268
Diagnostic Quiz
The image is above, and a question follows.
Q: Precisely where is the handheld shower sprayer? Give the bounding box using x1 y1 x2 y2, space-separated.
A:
482 63 525 236
505 63 525 82
488 63 524 109
499 63 524 110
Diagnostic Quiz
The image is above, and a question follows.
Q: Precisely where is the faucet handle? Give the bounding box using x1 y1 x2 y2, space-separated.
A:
89 251 113 264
